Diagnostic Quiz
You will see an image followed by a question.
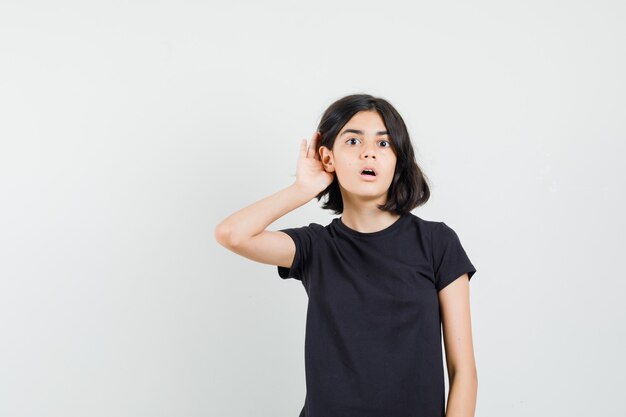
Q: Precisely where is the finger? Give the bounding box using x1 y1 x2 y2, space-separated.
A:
307 131 320 159
306 132 316 159
313 131 322 160
299 138 308 159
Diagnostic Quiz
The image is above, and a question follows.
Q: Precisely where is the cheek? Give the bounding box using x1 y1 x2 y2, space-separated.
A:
333 156 353 171
332 161 357 183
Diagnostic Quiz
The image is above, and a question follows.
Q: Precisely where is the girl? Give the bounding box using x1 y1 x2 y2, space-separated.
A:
215 94 477 417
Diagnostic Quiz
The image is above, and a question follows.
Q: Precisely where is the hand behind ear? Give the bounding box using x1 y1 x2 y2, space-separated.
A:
294 132 335 195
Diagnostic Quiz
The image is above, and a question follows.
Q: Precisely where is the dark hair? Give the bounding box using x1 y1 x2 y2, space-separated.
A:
314 93 430 215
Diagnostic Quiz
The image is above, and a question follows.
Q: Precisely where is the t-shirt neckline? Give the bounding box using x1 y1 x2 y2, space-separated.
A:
334 212 409 239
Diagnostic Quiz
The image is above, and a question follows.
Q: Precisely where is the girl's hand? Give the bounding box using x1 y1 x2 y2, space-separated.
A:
294 131 334 196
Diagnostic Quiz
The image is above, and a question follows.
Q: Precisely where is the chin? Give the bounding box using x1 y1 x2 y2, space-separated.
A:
343 185 387 198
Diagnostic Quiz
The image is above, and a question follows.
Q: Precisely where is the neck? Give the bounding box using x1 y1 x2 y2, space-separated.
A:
339 205 401 234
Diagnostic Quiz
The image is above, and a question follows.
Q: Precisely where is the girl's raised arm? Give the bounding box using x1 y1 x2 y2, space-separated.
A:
214 132 333 268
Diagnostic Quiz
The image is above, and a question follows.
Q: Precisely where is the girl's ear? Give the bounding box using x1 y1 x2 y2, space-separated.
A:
319 146 335 173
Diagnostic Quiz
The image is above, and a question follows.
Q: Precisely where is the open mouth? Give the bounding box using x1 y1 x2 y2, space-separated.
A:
361 169 376 176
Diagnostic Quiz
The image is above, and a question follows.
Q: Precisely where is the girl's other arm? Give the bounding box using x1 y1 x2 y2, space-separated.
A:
214 131 333 269
439 274 478 417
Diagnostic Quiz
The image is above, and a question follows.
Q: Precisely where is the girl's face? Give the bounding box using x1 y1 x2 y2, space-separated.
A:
320 110 397 204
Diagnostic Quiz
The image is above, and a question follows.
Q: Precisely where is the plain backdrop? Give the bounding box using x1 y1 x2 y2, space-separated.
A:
1 1 625 416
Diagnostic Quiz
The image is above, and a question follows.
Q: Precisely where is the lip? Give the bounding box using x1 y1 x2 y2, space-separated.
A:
361 166 377 175
359 166 378 181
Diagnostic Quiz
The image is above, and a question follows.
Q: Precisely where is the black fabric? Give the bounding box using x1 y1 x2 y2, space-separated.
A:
276 212 476 417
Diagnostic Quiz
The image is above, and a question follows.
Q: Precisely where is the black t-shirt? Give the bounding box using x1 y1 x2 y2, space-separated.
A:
276 211 477 417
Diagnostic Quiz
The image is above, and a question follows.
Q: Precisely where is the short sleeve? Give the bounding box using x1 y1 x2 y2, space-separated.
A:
432 222 477 292
276 223 320 281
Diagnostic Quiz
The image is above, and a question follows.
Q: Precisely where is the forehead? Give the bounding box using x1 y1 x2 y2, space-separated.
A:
340 110 387 133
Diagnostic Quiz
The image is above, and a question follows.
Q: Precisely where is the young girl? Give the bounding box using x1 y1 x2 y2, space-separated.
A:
215 94 478 417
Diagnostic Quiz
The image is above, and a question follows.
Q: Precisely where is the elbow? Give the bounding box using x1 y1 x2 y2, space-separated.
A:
214 222 235 248
448 362 478 382
450 367 478 387
215 221 253 248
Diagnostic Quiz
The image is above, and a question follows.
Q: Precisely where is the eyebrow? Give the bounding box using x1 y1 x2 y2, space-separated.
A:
340 129 390 137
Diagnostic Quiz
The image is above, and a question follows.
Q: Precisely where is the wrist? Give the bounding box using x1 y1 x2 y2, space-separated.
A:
291 182 317 201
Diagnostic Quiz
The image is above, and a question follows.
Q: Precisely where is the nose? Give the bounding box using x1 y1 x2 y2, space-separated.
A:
360 143 377 159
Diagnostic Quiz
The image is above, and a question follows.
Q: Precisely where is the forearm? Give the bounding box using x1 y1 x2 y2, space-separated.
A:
445 370 477 417
215 183 314 246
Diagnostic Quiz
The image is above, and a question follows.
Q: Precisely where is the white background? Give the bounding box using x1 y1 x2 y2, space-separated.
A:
1 1 625 416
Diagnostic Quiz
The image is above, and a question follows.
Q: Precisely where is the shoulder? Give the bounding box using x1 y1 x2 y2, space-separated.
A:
433 221 457 238
430 222 465 251
278 221 329 242
405 212 448 238
303 222 329 235
280 221 327 231
406 215 465 255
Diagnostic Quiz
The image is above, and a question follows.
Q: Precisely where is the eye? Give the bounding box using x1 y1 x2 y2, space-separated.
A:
346 138 392 147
